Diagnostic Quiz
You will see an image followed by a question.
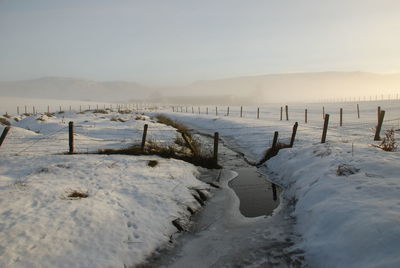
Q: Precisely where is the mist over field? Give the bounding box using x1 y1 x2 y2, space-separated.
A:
1 72 399 104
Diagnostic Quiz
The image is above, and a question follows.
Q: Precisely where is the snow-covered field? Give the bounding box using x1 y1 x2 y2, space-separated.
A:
162 100 400 268
0 109 210 267
1 99 400 267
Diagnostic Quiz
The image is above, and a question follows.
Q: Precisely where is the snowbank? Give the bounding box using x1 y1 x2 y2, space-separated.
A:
0 154 207 268
161 101 400 268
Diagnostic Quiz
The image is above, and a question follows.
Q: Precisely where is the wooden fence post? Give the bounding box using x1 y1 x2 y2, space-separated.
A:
340 108 343 127
141 124 148 152
192 107 194 114
215 106 218 116
285 105 289 120
280 107 282 120
240 106 243 118
377 106 381 121
305 109 308 123
172 106 175 112
290 122 298 147
206 107 208 115
374 110 385 141
33 106 36 115
272 131 279 148
68 121 74 154
227 106 229 116
17 106 19 115
357 104 360 119
321 114 330 143
322 106 325 119
198 107 200 114
257 107 260 119
213 132 219 165
0 126 11 148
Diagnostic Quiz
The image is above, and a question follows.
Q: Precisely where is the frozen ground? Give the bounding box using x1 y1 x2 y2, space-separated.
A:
161 100 400 268
0 109 209 268
1 100 400 267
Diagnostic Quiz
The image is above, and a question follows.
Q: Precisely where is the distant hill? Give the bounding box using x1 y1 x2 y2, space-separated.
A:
1 72 399 103
176 72 400 103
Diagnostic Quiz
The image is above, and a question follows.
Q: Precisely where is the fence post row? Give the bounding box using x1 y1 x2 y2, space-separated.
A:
141 124 148 152
374 110 385 141
0 126 11 148
68 121 74 154
213 132 219 165
290 122 298 147
321 114 330 143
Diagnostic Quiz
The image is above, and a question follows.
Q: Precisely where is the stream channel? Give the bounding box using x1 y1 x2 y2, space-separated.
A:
146 135 303 267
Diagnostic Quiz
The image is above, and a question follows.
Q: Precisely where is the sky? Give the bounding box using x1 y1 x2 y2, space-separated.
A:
0 0 399 86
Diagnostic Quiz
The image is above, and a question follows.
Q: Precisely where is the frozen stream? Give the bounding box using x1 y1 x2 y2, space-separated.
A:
146 139 304 267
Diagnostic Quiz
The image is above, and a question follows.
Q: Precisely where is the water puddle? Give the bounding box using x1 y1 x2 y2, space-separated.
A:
228 167 280 217
193 133 281 218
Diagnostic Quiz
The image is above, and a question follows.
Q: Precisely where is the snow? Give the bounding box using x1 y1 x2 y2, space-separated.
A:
1 99 400 267
159 100 400 268
0 109 209 267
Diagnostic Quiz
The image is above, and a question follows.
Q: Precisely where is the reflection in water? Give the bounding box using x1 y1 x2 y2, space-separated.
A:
228 168 280 217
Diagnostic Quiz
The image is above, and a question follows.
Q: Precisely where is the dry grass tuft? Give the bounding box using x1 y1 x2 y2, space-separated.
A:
257 142 290 165
93 109 109 114
44 112 55 117
65 189 89 199
118 109 133 114
147 160 158 167
0 117 11 126
373 128 397 152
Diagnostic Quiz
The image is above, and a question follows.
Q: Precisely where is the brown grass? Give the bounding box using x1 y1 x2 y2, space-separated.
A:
373 128 397 152
93 109 109 114
0 117 10 126
97 141 219 169
66 189 89 199
148 160 158 167
257 142 290 165
118 109 133 114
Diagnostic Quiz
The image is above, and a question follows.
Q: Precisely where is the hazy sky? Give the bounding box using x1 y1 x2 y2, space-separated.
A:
0 0 399 85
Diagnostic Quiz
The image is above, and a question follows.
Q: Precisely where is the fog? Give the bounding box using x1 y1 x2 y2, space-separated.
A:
0 72 399 104
1 1 400 103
